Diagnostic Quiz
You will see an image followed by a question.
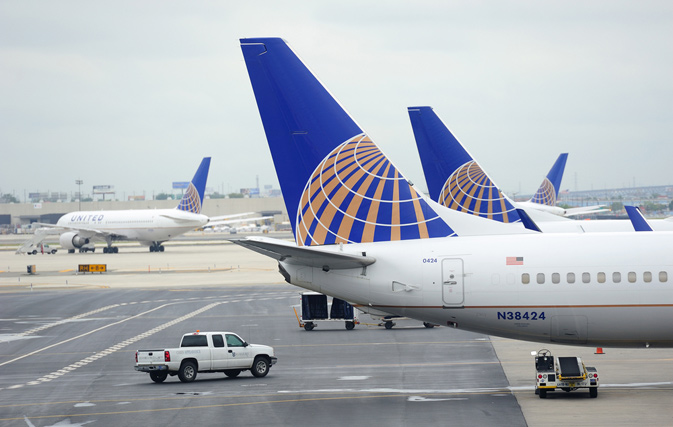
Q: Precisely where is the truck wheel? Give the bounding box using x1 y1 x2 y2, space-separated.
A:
384 321 394 329
251 356 270 378
345 321 355 330
304 322 314 331
590 387 598 398
539 389 547 399
224 370 241 378
150 371 168 383
178 361 197 383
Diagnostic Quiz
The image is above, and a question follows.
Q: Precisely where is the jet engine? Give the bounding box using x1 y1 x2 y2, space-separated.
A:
59 232 90 249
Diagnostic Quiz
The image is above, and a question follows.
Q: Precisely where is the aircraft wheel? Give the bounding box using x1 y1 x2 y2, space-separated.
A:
103 247 108 254
149 246 154 252
159 245 165 252
149 371 168 383
113 247 118 253
68 249 75 254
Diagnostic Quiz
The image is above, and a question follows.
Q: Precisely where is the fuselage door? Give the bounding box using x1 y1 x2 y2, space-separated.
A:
442 258 464 306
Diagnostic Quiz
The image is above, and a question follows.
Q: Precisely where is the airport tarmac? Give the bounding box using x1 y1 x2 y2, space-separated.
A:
0 236 671 426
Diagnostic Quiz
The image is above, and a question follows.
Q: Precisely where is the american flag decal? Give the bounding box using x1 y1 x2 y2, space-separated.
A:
506 256 524 266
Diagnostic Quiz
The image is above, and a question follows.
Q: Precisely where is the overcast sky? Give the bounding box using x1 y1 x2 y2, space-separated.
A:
2 1 672 202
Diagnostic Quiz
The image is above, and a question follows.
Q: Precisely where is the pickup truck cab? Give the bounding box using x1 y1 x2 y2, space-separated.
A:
135 331 277 383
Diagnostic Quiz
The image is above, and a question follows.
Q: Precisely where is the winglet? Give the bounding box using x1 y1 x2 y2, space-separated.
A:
530 153 568 206
240 38 454 246
515 209 542 232
176 157 211 214
408 106 521 223
625 205 653 231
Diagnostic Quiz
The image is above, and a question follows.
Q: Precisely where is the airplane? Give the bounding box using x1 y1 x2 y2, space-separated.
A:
236 37 672 348
30 157 212 254
408 106 606 219
408 106 673 232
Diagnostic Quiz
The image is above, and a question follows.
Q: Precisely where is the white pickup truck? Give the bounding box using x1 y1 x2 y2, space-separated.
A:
135 331 277 383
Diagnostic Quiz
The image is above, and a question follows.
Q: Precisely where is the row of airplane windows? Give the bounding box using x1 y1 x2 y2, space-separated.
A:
521 271 668 285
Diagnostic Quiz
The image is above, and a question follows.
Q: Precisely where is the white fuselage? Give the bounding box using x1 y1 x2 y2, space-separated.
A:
281 231 673 348
57 209 209 245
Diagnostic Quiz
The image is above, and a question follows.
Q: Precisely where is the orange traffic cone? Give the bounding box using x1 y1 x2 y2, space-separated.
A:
595 347 605 354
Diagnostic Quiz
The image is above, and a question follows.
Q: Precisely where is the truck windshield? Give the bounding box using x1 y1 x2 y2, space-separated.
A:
181 335 208 347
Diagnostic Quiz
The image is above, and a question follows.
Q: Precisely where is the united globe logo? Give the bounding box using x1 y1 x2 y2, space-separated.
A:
439 161 518 223
296 134 454 246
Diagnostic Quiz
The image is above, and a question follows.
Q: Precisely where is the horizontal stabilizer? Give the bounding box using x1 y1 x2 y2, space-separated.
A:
625 206 653 232
231 236 376 270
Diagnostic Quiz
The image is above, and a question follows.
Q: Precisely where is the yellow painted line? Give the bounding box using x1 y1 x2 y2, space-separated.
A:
59 269 74 273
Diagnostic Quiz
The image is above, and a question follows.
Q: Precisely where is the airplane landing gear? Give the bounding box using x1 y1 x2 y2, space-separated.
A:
103 246 118 254
149 243 165 252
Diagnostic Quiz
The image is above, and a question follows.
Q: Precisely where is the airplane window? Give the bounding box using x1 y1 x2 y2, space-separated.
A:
582 272 591 283
552 273 560 284
521 273 530 284
644 271 652 283
536 273 545 284
506 273 515 285
612 272 621 283
567 272 576 284
597 272 606 283
628 272 636 283
659 271 668 282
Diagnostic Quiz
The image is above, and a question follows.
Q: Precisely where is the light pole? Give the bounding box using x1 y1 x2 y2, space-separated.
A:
76 179 83 211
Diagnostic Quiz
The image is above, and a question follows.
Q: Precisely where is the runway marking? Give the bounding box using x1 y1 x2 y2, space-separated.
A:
6 302 222 389
0 301 199 368
0 392 509 422
18 303 123 337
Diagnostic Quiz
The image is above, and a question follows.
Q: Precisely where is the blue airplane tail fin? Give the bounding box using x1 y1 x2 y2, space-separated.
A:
176 157 211 214
240 38 455 246
408 106 520 224
530 153 568 206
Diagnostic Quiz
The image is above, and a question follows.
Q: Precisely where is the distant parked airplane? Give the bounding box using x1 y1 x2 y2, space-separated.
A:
30 158 211 253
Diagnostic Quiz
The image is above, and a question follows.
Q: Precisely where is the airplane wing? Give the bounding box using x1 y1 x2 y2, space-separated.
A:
230 236 376 270
32 222 114 239
563 206 611 217
205 216 273 228
208 212 256 222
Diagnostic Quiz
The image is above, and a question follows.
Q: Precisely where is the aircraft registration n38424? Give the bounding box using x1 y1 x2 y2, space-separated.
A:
236 37 672 348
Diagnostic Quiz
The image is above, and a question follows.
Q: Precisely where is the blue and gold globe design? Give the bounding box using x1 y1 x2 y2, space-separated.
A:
439 161 519 223
296 134 455 246
177 183 202 214
531 178 556 206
